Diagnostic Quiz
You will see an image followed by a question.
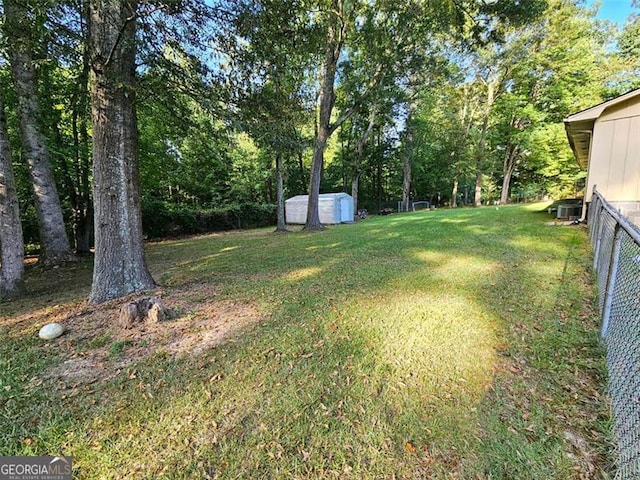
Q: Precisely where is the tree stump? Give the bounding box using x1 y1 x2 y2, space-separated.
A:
117 296 170 329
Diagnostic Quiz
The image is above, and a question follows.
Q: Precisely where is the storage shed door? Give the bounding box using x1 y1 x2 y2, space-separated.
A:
340 196 352 222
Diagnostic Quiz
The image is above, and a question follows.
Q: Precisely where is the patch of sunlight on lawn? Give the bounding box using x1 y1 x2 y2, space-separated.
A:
436 217 469 224
284 267 323 282
524 201 553 211
508 232 572 251
410 250 498 287
347 291 498 395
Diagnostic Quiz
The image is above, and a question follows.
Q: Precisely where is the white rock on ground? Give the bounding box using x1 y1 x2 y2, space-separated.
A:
38 323 64 340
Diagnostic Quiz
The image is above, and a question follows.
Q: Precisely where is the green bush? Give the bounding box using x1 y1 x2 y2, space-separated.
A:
141 199 276 238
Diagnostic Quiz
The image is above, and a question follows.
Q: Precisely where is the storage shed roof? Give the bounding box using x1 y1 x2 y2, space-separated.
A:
287 193 351 202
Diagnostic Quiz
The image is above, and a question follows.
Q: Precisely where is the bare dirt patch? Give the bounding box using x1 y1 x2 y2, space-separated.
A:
38 283 263 387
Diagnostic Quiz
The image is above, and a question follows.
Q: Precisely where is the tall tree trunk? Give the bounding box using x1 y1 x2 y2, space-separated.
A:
306 125 330 230
402 132 413 212
275 154 287 232
305 1 355 230
451 171 459 208
351 173 360 214
71 98 94 253
473 81 496 208
88 0 155 304
297 151 305 193
402 158 412 212
70 11 94 254
473 162 483 207
500 144 519 204
305 29 339 231
3 0 74 265
0 97 24 298
376 159 382 213
352 108 376 215
450 86 473 210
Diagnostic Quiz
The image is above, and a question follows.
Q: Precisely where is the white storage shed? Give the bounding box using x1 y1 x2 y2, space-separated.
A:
285 193 354 224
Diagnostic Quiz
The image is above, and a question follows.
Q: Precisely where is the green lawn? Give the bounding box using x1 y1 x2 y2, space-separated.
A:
0 204 610 478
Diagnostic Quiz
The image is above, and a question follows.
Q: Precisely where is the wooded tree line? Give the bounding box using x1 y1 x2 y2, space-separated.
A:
0 0 638 302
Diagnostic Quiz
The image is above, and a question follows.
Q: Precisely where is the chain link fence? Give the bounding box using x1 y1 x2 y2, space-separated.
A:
588 190 640 479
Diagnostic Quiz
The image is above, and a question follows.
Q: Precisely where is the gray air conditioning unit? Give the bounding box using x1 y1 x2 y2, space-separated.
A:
557 204 582 220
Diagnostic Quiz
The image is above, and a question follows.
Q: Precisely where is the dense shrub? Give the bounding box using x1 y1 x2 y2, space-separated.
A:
141 199 277 238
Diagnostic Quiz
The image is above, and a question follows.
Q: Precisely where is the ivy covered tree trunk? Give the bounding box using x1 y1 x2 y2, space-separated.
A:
88 0 155 304
3 0 74 265
0 97 24 298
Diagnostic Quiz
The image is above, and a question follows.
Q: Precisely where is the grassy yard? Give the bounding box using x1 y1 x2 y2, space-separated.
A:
0 204 610 479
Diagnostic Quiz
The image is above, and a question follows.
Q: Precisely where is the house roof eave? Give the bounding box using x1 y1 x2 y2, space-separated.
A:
564 118 593 169
564 88 640 123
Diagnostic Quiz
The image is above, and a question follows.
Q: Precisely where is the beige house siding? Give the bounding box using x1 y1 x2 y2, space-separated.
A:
599 97 640 122
565 89 640 214
587 110 640 202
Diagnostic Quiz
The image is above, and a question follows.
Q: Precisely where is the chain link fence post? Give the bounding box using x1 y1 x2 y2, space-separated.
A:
601 223 622 338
